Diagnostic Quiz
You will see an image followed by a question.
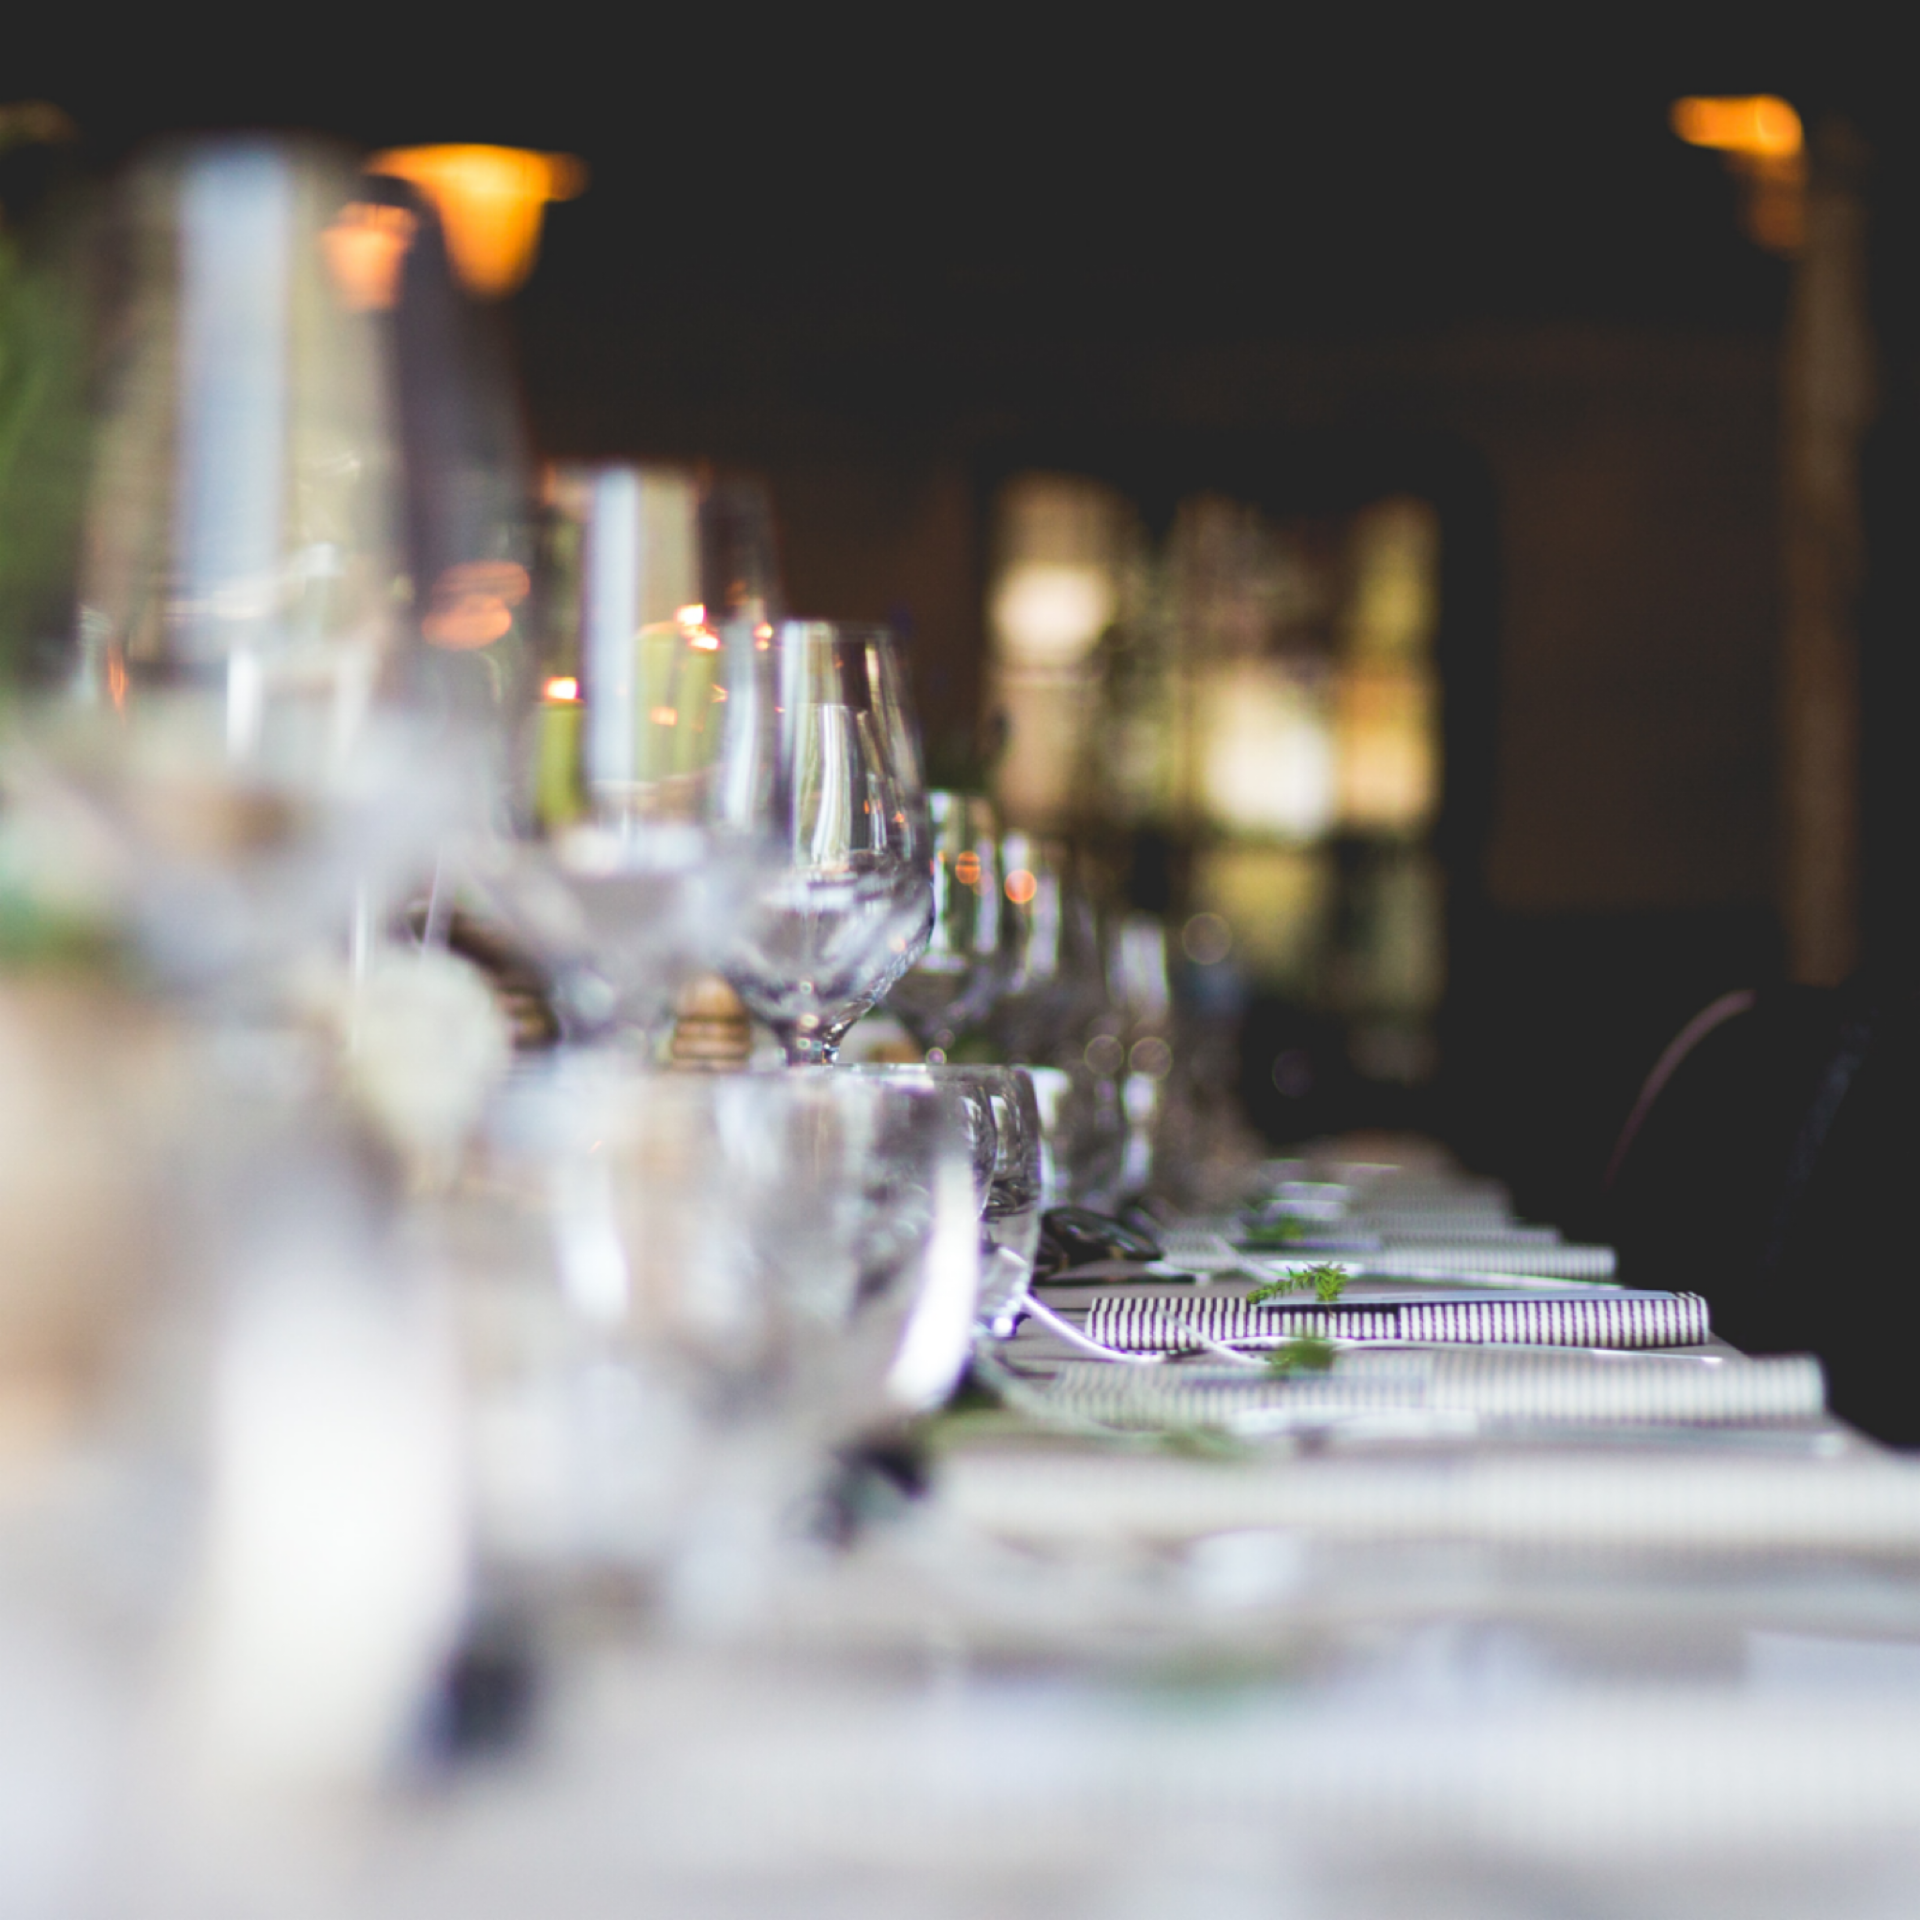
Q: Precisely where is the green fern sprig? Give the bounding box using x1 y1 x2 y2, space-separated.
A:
1245 1261 1350 1308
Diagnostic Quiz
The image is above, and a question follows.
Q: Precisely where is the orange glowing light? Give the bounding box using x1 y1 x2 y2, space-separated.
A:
954 851 982 887
1671 95 1803 160
676 603 707 627
544 675 580 703
1671 95 1806 254
321 202 417 311
421 559 531 649
649 705 679 727
365 146 587 299
1005 868 1038 905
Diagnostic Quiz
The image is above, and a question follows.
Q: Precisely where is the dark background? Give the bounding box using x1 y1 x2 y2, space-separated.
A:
12 17 1919 1235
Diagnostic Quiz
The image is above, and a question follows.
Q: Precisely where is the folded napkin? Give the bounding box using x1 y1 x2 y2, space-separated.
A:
941 1444 1920 1556
1021 1349 1824 1434
1085 1289 1710 1352
1337 1243 1618 1280
1152 1236 1620 1282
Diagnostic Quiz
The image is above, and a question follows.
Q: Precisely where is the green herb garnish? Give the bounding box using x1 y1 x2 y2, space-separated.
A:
1266 1335 1337 1375
1233 1217 1307 1249
1246 1261 1349 1307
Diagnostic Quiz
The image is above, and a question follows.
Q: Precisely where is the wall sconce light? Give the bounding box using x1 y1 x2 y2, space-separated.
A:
365 145 587 298
1671 95 1804 255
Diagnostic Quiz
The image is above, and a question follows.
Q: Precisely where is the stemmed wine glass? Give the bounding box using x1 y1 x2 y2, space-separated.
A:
472 463 767 1045
882 790 1005 1058
984 830 1107 1063
6 135 464 993
719 621 934 1065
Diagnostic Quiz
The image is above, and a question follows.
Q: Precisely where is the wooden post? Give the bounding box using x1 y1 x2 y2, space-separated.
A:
1780 120 1876 985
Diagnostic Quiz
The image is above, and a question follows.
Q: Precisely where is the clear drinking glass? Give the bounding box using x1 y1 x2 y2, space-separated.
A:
474 464 766 1044
6 135 470 991
882 789 1006 1058
986 830 1108 1065
846 1061 1044 1337
466 1062 978 1605
719 622 934 1065
973 1065 1046 1334
845 1062 1000 1211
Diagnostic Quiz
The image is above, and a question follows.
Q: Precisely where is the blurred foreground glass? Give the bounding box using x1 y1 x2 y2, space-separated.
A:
7 136 465 989
468 1063 978 1601
0 1010 469 1906
721 622 934 1065
474 464 765 1043
882 789 1004 1057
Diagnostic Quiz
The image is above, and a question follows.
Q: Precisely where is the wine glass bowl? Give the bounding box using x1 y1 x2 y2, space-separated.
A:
882 790 1005 1057
985 830 1107 1065
468 1061 980 1588
472 465 766 1045
845 1061 1045 1338
721 621 934 1066
6 134 469 992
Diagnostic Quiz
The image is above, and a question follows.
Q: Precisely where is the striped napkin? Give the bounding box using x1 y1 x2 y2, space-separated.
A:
1085 1290 1711 1353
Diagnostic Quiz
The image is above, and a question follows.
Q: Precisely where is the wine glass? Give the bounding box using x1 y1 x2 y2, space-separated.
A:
881 789 1006 1058
845 1061 1001 1210
719 621 934 1065
467 1061 978 1610
844 1060 1043 1339
471 463 766 1045
953 1063 1046 1336
985 830 1107 1064
6 135 470 993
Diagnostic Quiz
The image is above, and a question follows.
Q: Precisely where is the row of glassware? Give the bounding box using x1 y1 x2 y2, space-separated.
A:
1 130 1172 1155
0 131 1201 1849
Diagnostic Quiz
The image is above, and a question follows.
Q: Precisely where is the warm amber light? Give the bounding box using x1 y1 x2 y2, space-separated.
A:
1004 868 1038 905
365 146 587 298
543 675 580 703
954 851 982 887
649 706 679 727
1671 95 1806 256
321 203 417 311
421 560 530 649
1670 95 1803 161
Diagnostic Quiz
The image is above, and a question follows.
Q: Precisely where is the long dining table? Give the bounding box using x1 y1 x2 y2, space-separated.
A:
224 1142 1920 1920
